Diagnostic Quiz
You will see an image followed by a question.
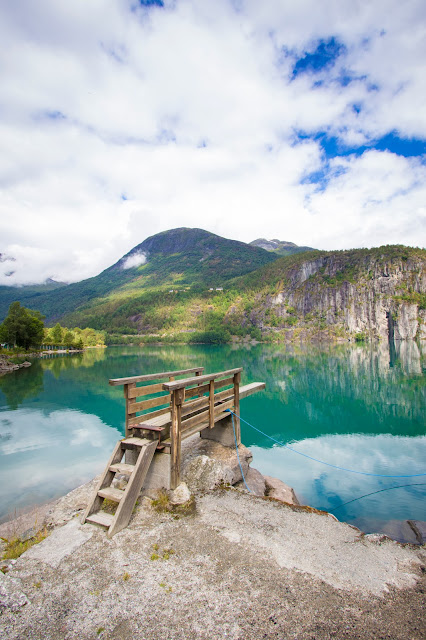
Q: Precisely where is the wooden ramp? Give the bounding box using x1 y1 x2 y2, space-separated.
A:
82 437 157 538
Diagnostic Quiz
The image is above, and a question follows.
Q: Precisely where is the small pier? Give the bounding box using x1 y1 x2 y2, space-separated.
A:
83 366 265 536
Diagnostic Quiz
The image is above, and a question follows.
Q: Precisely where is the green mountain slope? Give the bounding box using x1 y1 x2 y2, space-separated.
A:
0 228 277 323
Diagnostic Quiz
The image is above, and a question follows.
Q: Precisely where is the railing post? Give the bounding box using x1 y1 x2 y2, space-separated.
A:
124 382 136 438
170 387 185 489
233 372 241 445
209 379 215 429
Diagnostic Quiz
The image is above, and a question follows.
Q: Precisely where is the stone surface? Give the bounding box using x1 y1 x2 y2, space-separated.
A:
0 574 29 612
264 475 300 505
181 435 252 492
200 414 235 446
235 467 266 496
169 482 191 505
24 518 93 568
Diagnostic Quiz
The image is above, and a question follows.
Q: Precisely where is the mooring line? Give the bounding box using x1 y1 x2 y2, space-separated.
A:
326 483 426 512
225 409 426 478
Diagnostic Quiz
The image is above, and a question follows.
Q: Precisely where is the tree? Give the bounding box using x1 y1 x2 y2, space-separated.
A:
0 301 45 349
51 323 63 344
62 330 75 348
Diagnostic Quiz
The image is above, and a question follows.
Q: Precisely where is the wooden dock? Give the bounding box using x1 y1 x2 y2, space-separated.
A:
82 366 265 536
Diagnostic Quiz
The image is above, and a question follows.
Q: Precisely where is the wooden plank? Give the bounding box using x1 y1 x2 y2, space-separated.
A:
82 440 124 523
209 380 214 429
121 437 151 447
170 388 184 490
213 398 234 415
128 394 170 414
214 388 234 403
233 371 241 445
181 407 209 432
109 463 134 476
128 407 171 426
128 382 165 399
163 368 243 392
107 440 157 538
124 382 136 439
109 367 203 386
86 511 114 528
185 383 209 398
131 424 164 432
98 487 124 502
239 382 266 399
214 376 234 391
181 395 210 417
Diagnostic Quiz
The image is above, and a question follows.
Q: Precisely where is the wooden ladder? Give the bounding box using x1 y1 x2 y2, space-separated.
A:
82 437 157 537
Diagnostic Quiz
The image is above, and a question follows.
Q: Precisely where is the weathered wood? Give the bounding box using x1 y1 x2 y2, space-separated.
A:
124 382 136 439
109 463 134 476
85 511 114 528
239 381 265 399
98 487 124 502
109 367 203 386
121 437 152 448
181 395 210 417
107 440 157 538
214 387 234 403
185 383 209 398
128 394 170 414
128 407 171 426
209 380 214 429
163 368 242 391
131 424 164 432
214 398 234 415
181 407 210 432
128 382 165 399
170 388 184 490
233 371 241 445
82 441 124 523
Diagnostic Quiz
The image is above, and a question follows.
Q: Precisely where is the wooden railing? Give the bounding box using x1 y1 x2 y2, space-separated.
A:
109 367 204 437
162 368 241 488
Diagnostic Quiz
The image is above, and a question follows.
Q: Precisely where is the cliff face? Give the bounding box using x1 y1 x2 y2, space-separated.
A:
266 250 426 342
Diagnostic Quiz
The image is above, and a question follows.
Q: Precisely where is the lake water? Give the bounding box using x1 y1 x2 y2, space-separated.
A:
0 342 425 540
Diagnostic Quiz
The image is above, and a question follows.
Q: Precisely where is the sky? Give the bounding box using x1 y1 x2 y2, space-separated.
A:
0 0 425 285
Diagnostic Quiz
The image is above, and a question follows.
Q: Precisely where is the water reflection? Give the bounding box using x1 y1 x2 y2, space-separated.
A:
0 342 424 534
0 408 121 522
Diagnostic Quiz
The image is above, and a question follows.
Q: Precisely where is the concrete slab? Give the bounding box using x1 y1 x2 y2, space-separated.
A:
23 518 93 568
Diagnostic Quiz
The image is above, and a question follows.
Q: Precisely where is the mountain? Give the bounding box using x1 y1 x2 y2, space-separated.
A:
250 238 315 256
1 229 424 345
0 228 277 323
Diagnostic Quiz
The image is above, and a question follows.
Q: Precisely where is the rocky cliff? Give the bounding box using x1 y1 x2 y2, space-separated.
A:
243 246 426 343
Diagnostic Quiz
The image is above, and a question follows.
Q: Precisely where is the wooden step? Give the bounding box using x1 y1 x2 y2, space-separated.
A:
131 424 164 432
98 487 124 502
86 511 114 528
121 437 151 448
109 463 135 476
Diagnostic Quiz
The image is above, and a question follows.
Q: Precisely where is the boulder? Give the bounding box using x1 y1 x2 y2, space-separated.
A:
181 435 253 492
264 475 300 505
235 467 266 496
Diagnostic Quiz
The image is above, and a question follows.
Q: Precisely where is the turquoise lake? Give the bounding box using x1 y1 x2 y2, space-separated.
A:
0 342 425 540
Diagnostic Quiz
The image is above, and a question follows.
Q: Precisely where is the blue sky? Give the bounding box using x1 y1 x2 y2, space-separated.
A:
0 0 425 284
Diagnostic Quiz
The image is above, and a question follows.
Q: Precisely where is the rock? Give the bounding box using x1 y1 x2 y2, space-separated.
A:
170 482 191 505
407 520 426 544
25 518 93 568
264 475 300 505
0 574 29 612
183 455 233 492
181 436 253 492
235 467 266 496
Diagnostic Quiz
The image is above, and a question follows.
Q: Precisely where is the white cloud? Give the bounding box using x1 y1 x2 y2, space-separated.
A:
0 0 425 284
122 251 147 269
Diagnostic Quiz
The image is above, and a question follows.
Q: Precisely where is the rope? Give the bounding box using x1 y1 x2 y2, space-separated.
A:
230 412 252 493
327 483 426 512
225 409 426 478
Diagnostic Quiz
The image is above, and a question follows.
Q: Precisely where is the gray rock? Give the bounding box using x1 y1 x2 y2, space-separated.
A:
0 574 29 612
235 467 266 496
183 455 233 492
264 475 300 505
170 482 191 505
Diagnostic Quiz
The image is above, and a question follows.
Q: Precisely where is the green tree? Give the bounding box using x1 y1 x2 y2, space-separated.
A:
51 322 63 344
0 301 45 349
62 330 75 348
